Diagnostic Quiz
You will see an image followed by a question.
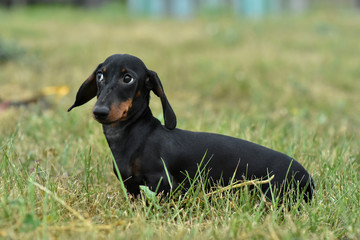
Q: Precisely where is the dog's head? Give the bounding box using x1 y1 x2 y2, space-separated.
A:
68 54 176 130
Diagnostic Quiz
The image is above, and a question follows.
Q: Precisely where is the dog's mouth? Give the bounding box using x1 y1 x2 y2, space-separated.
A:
93 100 132 125
93 117 120 125
92 111 129 125
92 99 133 125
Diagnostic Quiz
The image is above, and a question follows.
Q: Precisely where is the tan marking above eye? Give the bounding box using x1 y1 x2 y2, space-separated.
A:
103 67 107 72
121 68 126 73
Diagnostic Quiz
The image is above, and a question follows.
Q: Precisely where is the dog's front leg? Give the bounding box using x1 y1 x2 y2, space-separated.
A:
145 171 178 195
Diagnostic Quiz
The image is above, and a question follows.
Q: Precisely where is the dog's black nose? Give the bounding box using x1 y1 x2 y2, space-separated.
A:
93 105 110 119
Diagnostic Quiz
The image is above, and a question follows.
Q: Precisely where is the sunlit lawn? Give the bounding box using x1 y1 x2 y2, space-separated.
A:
0 5 359 239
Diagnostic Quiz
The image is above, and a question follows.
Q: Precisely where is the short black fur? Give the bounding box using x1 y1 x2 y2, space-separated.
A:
69 54 315 202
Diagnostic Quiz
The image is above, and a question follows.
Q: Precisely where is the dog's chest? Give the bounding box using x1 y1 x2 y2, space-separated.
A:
107 142 143 180
103 126 149 181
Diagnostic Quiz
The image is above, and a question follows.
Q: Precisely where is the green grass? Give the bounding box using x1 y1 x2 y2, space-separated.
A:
0 5 359 239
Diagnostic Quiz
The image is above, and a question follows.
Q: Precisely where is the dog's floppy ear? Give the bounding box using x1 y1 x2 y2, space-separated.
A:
147 70 177 130
68 64 102 112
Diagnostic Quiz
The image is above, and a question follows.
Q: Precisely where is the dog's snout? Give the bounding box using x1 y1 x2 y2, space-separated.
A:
93 105 110 119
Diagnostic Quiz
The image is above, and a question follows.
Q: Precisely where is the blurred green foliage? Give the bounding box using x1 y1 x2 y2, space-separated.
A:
0 38 25 63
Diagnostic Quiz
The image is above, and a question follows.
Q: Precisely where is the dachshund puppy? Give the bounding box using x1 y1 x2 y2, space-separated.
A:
68 54 314 202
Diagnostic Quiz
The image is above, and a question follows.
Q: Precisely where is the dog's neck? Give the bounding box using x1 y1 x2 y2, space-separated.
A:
102 106 160 162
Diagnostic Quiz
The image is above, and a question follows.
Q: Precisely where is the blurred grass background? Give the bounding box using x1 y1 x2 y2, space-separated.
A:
0 1 359 239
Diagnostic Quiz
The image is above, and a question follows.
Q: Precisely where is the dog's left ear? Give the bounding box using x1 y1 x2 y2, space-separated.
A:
147 70 177 130
68 64 102 112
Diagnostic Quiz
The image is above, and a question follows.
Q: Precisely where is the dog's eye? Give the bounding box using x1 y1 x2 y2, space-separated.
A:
123 74 134 84
96 72 104 82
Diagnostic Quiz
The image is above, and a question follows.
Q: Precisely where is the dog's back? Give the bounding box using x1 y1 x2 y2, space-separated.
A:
143 125 314 202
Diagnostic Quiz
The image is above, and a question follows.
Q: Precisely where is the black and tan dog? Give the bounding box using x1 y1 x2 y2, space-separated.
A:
68 54 314 202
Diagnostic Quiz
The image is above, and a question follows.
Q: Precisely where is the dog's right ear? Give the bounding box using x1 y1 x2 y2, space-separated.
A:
68 64 102 112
